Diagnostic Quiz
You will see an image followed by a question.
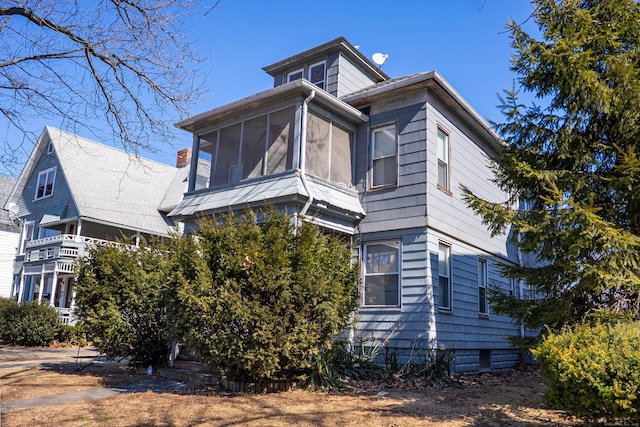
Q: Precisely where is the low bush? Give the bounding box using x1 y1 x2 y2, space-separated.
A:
533 319 640 424
1 301 60 346
55 324 88 346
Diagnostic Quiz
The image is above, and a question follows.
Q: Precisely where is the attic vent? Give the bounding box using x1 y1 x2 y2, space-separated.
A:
47 142 54 154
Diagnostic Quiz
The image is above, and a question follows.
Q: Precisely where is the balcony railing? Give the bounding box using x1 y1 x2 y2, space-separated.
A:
26 234 115 249
23 234 130 264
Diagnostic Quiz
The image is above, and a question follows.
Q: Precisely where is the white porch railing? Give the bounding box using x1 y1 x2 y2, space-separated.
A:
23 262 76 275
26 234 115 249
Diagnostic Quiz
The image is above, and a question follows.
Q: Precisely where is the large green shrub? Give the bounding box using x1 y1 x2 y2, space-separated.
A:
168 211 359 381
0 298 17 338
0 300 60 346
75 241 171 368
533 319 640 424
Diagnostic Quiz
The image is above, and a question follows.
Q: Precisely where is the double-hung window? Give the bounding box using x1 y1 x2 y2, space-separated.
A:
308 61 326 90
438 242 452 310
35 167 56 200
478 258 488 315
287 69 303 82
20 221 35 254
363 241 400 306
371 124 397 188
437 127 450 191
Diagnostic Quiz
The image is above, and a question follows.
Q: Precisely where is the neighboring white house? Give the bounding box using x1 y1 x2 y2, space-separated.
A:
168 37 527 373
0 175 20 298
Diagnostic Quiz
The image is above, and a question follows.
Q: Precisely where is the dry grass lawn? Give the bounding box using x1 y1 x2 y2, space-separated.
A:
1 363 581 426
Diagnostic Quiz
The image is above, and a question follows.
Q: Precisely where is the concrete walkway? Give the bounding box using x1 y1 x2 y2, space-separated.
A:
0 345 188 413
1 378 187 412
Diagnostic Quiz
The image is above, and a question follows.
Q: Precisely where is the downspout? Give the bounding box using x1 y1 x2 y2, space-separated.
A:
299 90 316 219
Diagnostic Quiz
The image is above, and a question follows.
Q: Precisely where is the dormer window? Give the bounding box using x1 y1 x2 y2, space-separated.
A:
35 167 56 200
309 61 326 90
287 69 303 82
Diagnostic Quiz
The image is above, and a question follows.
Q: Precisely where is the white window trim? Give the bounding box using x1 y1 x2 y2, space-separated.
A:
287 68 304 83
437 127 451 192
34 167 56 200
20 220 35 254
438 242 452 311
370 123 398 189
362 240 401 307
308 61 326 89
478 257 488 315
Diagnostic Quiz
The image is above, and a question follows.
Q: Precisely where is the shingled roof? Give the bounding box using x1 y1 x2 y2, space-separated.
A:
7 127 186 236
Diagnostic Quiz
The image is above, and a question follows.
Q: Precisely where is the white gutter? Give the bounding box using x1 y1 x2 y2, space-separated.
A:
299 90 316 217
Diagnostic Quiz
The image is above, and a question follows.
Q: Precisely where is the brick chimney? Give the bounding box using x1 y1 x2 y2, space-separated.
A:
176 148 192 168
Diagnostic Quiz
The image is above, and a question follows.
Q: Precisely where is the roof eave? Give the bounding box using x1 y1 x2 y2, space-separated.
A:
344 71 504 149
175 80 368 133
262 37 389 83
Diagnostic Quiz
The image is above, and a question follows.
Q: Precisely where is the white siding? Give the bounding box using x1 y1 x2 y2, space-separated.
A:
0 229 19 297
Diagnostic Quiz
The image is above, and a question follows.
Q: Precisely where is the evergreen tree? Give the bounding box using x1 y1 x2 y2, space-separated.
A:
167 210 359 382
464 0 640 336
75 240 172 368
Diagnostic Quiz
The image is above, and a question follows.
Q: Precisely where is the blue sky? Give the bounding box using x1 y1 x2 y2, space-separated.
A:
6 1 539 172
160 0 537 164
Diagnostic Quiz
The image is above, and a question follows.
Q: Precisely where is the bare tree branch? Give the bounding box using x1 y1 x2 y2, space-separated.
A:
0 0 216 175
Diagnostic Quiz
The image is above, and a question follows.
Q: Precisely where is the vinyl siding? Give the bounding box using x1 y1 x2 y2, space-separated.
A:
356 94 429 234
428 232 520 372
16 146 78 237
0 229 19 297
425 93 513 259
352 86 522 372
334 53 379 98
356 227 437 353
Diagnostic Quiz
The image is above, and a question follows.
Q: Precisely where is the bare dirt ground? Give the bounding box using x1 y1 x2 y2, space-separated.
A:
0 362 581 427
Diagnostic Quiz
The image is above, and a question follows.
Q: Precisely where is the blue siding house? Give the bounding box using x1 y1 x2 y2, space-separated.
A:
4 127 189 323
169 37 525 373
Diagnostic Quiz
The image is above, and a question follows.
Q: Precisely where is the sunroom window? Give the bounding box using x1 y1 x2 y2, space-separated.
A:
305 111 353 186
190 107 295 191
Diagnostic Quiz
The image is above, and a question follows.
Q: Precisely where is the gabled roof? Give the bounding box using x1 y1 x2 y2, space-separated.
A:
262 36 389 83
7 127 186 237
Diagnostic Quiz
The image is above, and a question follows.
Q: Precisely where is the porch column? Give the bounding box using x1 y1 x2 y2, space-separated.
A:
76 218 82 237
49 270 59 307
37 265 45 304
17 272 25 303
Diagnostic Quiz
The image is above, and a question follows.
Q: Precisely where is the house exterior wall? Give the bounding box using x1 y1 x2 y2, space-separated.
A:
15 145 78 234
355 92 429 233
0 227 19 297
334 53 379 98
175 39 530 373
352 87 522 373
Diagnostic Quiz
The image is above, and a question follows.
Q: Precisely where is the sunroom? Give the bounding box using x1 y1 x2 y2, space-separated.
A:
170 79 369 234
